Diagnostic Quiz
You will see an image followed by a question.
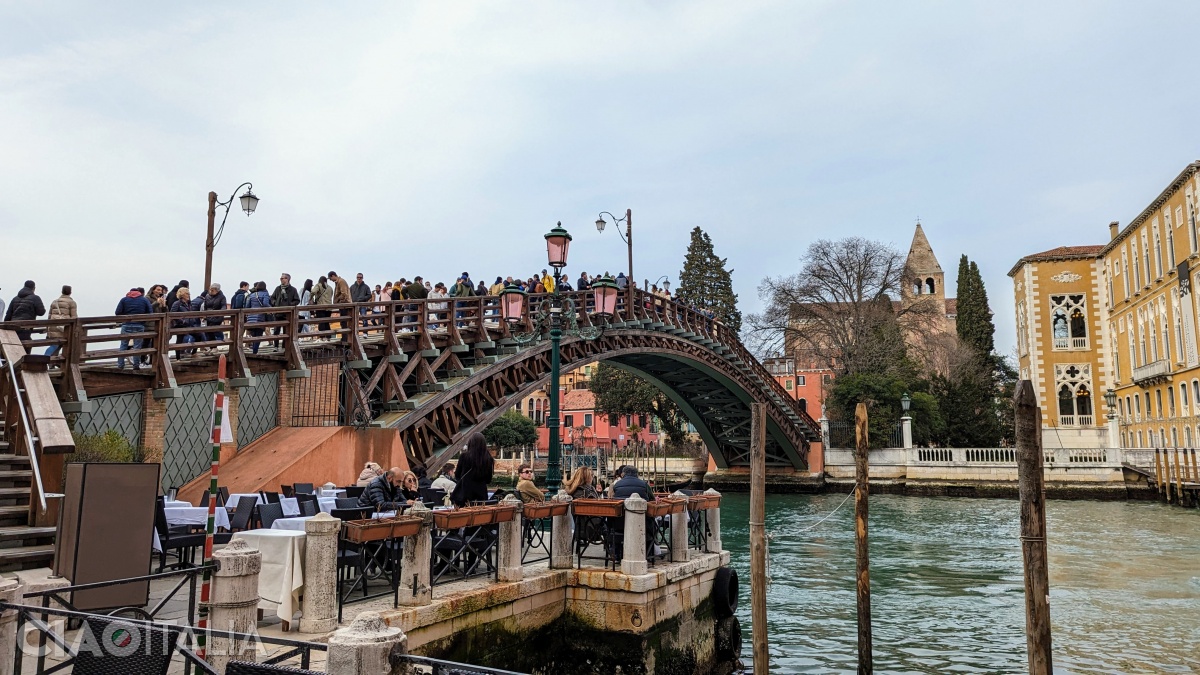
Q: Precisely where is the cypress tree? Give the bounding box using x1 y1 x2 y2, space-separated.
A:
956 257 995 357
677 227 742 331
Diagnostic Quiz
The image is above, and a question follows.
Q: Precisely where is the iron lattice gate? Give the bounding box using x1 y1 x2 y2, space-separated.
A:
162 381 217 490
68 392 144 451
290 346 344 427
237 371 279 448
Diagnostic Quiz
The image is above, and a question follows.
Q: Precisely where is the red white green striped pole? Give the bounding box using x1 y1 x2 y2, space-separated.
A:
196 355 226 660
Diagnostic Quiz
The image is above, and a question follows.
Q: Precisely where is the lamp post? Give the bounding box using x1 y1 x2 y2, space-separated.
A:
500 226 618 494
595 209 633 284
1104 388 1121 448
900 392 913 450
205 183 259 291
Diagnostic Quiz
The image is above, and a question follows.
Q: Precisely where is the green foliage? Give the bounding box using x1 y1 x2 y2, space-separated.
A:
68 430 144 464
483 410 539 450
828 372 943 448
955 256 995 357
677 227 742 331
589 363 687 443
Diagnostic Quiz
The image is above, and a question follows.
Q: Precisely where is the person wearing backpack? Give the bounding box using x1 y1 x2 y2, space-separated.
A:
230 281 250 310
244 281 272 355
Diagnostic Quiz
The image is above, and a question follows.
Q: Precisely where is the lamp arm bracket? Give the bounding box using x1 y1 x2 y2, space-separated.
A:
212 181 255 247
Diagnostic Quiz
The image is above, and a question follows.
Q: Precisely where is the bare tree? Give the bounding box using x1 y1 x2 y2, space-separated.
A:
747 237 943 375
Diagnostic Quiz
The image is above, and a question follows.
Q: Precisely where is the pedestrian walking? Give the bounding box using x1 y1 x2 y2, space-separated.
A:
270 273 301 345
329 271 352 341
231 281 250 310
350 272 371 326
170 288 200 357
298 279 314 337
45 285 76 356
312 276 333 336
197 283 227 348
4 280 46 343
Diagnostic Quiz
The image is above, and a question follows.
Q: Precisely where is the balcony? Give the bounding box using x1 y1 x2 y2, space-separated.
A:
1058 414 1095 427
1132 359 1171 386
1052 336 1090 351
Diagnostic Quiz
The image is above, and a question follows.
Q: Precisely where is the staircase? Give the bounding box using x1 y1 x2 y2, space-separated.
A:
0 413 56 571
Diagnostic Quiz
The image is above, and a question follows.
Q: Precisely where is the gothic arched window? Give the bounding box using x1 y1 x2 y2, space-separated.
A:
925 278 935 294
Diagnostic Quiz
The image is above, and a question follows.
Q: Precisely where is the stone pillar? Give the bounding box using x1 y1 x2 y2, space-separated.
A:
206 539 262 674
497 495 523 582
327 611 407 675
0 578 21 675
669 491 689 562
550 493 574 569
398 502 432 606
300 513 341 634
621 494 648 576
1107 413 1122 448
703 488 723 553
819 414 830 449
901 415 913 449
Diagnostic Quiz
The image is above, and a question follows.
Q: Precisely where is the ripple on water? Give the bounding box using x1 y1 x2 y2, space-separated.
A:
722 493 1200 674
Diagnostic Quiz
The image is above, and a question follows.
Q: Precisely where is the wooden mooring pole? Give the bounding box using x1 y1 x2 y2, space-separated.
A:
749 402 769 673
1154 448 1165 501
1015 381 1052 674
853 402 872 675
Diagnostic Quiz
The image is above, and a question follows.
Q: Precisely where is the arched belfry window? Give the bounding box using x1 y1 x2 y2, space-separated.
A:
926 278 935 294
1055 363 1094 426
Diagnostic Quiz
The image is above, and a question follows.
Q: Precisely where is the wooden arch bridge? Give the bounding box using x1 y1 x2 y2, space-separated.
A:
4 287 818 475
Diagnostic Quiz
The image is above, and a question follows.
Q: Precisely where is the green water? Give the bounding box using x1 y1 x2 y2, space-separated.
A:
720 493 1200 674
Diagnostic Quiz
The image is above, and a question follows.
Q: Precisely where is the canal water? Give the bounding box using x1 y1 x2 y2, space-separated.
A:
721 493 1200 674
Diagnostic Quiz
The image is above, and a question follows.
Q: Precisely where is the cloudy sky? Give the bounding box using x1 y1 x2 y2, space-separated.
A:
3 2 1198 357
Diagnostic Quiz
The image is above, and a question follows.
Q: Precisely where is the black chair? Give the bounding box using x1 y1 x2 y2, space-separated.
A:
227 661 323 675
281 484 295 498
261 490 281 504
293 483 315 495
257 502 286 529
215 496 261 544
343 485 365 499
73 615 186 675
153 499 205 573
335 497 362 510
218 486 230 505
199 490 209 507
297 494 319 517
331 507 372 522
419 487 447 505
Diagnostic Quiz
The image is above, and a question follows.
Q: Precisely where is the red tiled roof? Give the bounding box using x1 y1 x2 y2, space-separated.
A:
561 389 596 412
1008 245 1103 277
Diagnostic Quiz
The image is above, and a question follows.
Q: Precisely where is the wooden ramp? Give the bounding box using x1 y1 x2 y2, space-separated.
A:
178 426 410 504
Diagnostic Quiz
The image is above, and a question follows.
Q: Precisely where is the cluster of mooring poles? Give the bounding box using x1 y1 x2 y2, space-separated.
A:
746 381 1054 674
1153 446 1200 507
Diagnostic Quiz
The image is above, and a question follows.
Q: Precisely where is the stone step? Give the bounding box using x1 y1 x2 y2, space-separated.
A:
0 526 55 544
0 544 55 570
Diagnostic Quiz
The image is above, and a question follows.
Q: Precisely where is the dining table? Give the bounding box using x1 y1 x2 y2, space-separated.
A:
233 529 307 628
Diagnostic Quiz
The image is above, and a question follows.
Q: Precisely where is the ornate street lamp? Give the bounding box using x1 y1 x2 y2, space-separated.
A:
501 224 614 494
1104 388 1117 413
901 392 911 414
205 182 259 291
596 209 633 284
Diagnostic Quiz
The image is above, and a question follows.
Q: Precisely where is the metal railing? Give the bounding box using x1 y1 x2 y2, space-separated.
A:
0 345 52 513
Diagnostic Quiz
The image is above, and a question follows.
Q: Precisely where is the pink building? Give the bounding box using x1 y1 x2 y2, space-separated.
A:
535 389 662 453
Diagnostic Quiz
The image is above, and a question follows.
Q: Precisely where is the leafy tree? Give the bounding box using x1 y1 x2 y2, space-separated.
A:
483 410 539 452
748 237 942 372
677 227 742 330
827 372 943 448
588 363 687 443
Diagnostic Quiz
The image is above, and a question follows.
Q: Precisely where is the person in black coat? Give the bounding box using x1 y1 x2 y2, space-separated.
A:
4 281 46 342
612 466 652 500
358 470 405 512
450 432 494 507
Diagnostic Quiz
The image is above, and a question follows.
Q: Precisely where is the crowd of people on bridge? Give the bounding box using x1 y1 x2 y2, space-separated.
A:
3 266 718 369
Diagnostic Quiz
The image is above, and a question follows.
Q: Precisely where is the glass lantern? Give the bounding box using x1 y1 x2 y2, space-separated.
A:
544 222 572 268
499 285 527 323
590 276 619 318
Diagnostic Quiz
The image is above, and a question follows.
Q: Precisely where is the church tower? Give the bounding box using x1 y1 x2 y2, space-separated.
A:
903 222 946 305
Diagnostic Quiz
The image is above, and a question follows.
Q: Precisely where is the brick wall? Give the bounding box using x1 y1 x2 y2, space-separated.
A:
142 390 168 463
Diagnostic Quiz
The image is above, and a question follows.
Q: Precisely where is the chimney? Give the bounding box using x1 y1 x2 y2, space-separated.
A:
1109 221 1120 240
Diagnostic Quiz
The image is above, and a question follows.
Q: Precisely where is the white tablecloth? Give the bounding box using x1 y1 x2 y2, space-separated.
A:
233 529 307 623
271 516 312 532
315 487 345 498
164 500 193 508
228 493 263 507
280 497 300 517
317 497 339 514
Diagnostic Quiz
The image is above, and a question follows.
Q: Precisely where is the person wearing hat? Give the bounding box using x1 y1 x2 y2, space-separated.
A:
5 280 46 342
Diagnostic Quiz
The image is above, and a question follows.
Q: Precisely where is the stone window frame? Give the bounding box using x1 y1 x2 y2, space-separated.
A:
1048 294 1088 351
1054 363 1094 427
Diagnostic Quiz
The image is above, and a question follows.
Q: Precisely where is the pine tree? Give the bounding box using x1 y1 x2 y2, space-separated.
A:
677 227 742 331
936 255 1003 447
